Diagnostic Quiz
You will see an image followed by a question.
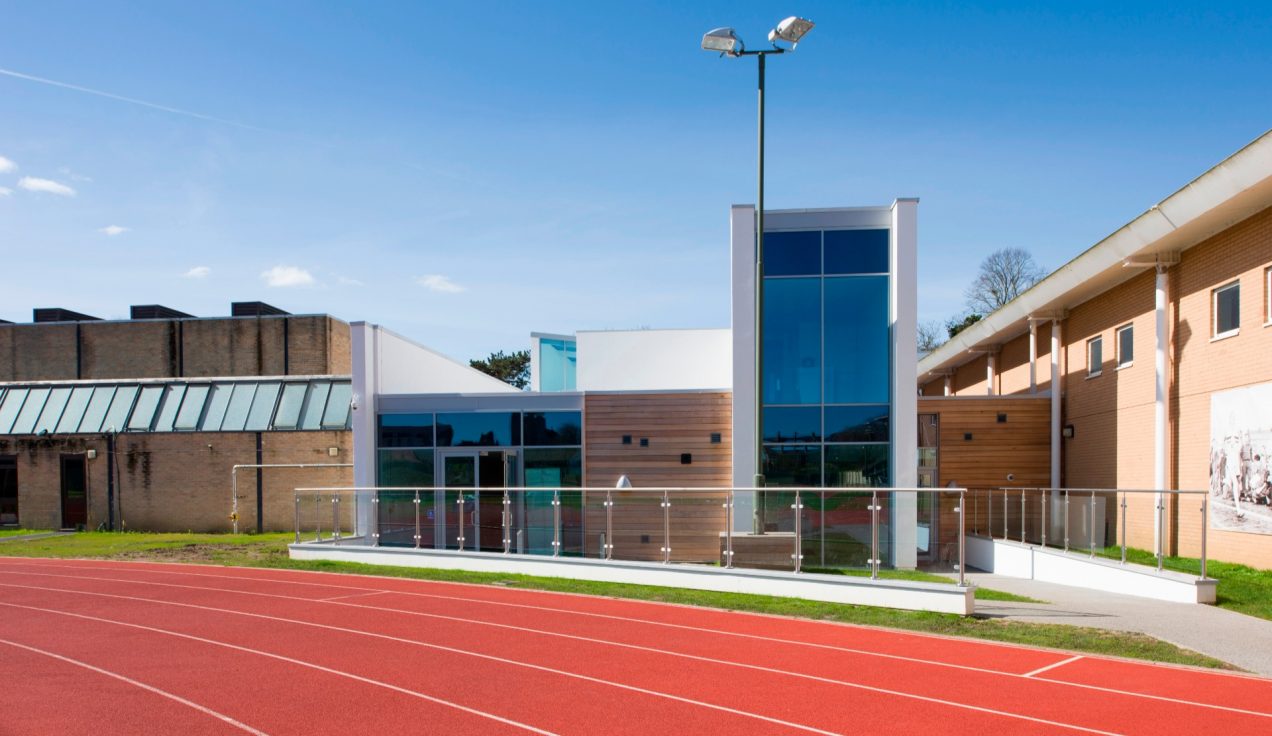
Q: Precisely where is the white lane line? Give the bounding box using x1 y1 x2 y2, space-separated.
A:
318 591 388 602
1026 656 1084 678
0 582 1115 735
5 567 1270 722
0 637 271 735
0 602 556 736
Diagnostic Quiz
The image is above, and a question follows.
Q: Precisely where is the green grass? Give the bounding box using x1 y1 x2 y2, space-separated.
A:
0 531 1231 670
803 566 1043 603
1098 545 1272 621
0 528 54 538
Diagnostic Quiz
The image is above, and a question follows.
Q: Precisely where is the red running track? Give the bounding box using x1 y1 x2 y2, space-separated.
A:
1 558 1270 735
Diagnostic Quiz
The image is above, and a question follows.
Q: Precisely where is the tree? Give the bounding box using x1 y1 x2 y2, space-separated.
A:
470 349 530 389
964 248 1045 315
946 312 982 339
917 320 946 356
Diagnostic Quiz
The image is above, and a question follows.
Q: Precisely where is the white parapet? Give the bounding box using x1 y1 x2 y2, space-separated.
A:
289 544 974 615
965 536 1217 605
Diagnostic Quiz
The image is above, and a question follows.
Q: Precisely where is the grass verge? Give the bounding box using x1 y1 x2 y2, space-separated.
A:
0 528 55 538
0 531 1232 670
1098 545 1272 622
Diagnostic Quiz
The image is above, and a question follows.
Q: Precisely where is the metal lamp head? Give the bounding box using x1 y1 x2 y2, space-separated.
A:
702 27 744 55
768 16 814 48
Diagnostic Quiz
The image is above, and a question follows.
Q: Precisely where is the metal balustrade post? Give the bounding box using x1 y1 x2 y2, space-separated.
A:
1002 488 1008 540
870 491 880 580
1156 494 1165 571
413 491 421 549
1040 489 1047 548
332 496 340 546
724 490 734 569
1063 490 1070 553
666 490 676 564
792 490 803 573
1089 490 1096 558
294 495 301 544
1120 493 1128 564
552 490 562 558
1200 494 1208 580
456 494 466 551
957 489 966 587
605 489 614 561
503 490 512 554
987 489 992 539
974 491 979 535
371 493 381 547
314 494 321 543
1020 490 1026 543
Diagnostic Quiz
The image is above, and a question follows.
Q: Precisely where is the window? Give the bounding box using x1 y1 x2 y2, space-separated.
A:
76 386 115 433
378 414 434 447
1213 281 1240 338
522 412 582 446
1087 336 1103 377
320 383 352 429
11 388 50 435
33 387 72 435
763 230 821 276
56 387 94 434
762 277 821 404
825 405 889 442
1116 324 1134 368
762 406 820 443
824 229 889 274
824 276 890 403
538 338 577 392
199 384 234 431
1265 267 1271 324
174 385 210 431
270 384 309 430
436 412 520 447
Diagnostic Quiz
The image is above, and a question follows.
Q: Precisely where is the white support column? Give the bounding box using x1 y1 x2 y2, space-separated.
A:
944 374 952 396
1028 320 1038 394
729 205 757 531
350 322 379 540
1050 319 1062 489
1154 265 1170 555
986 352 996 396
891 199 919 570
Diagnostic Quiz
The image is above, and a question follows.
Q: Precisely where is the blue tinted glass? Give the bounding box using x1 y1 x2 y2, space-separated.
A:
0 388 29 434
763 230 821 276
11 388 49 434
379 414 434 447
77 386 116 433
824 229 889 274
523 448 582 487
56 387 94 434
436 412 520 447
825 444 890 487
824 276 890 404
763 277 820 404
762 406 820 443
563 342 577 390
825 405 890 442
539 339 577 392
762 444 822 487
34 387 72 434
523 411 582 446
377 449 435 487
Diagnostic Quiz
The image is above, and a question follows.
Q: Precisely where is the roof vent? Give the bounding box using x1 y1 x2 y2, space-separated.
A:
33 308 101 323
231 301 290 317
130 304 195 320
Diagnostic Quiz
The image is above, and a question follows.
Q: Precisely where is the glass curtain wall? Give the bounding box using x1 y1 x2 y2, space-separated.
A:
538 338 577 392
761 228 893 567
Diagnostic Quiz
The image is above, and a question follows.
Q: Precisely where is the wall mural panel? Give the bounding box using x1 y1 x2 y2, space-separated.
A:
1210 380 1272 535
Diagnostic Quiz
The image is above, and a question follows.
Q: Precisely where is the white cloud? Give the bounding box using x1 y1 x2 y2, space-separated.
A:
0 187 11 197
98 225 129 236
261 265 315 287
337 276 364 287
59 166 93 183
17 176 75 196
416 274 465 293
0 156 15 173
183 266 211 279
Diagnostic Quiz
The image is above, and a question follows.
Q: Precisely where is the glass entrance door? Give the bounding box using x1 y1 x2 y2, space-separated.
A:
437 450 514 552
441 454 476 550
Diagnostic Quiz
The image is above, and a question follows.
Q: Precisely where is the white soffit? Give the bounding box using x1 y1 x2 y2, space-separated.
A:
919 129 1272 381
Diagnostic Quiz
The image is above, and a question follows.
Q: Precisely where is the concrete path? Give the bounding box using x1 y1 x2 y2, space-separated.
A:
956 571 1272 676
0 531 72 543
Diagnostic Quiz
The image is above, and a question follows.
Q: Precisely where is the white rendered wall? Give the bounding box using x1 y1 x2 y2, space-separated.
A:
731 204 758 517
371 324 521 396
574 328 731 392
891 199 919 569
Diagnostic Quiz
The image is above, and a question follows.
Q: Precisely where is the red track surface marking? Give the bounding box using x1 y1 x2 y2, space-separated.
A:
0 637 262 736
4 558 1271 736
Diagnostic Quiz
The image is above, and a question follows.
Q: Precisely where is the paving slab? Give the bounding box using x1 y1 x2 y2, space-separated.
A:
955 571 1272 676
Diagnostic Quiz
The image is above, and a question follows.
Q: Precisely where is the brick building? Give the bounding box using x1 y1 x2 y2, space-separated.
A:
918 130 1272 568
0 302 353 532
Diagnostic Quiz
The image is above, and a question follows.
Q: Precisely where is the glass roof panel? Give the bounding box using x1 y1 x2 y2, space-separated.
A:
151 384 187 432
220 383 257 432
321 383 353 429
127 386 165 431
245 382 281 431
0 388 30 434
55 387 94 434
102 386 138 433
199 384 233 431
272 383 308 430
174 385 210 431
299 382 330 430
11 388 51 434
78 386 116 433
34 387 73 434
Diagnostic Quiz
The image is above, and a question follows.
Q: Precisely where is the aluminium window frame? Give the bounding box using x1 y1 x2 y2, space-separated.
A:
1115 323 1134 369
1086 335 1103 378
1212 280 1241 340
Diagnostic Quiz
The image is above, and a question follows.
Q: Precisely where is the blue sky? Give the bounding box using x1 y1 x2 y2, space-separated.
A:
2 1 1271 362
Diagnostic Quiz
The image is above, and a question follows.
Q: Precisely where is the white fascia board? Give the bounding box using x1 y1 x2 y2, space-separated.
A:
919 129 1272 381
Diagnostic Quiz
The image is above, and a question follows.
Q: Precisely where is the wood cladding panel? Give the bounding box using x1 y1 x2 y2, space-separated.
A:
919 397 1051 491
584 392 732 490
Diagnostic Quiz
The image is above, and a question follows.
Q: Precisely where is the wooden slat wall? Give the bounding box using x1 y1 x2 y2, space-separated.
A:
583 392 732 562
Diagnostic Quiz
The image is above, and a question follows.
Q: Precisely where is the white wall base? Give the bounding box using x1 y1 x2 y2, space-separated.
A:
966 536 1216 604
290 544 974 615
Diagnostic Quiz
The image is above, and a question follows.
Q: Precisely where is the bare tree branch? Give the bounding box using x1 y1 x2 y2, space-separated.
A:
964 248 1046 315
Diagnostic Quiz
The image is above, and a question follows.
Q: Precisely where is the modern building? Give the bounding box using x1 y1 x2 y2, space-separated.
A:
349 200 924 568
917 129 1272 569
0 303 354 532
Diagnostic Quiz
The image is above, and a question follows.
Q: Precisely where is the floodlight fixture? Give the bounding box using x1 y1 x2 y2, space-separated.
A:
768 16 814 48
702 27 744 55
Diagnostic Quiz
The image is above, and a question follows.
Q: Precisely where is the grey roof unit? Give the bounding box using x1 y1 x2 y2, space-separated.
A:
33 308 101 323
231 301 290 317
0 318 12 324
130 304 196 320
